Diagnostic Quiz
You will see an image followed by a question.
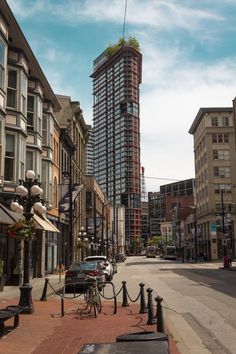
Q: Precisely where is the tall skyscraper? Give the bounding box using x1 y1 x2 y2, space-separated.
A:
91 42 142 248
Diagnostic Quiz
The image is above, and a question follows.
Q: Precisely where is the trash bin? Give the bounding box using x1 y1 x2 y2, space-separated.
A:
116 331 168 343
116 331 169 353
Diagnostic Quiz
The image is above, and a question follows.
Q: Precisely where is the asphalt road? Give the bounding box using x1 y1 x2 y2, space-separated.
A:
111 256 236 354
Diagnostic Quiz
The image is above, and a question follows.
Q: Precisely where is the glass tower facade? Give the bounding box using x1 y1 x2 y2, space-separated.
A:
91 45 142 247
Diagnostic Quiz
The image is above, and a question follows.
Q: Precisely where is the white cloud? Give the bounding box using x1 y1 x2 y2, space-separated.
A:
9 0 224 33
8 0 236 194
140 39 236 191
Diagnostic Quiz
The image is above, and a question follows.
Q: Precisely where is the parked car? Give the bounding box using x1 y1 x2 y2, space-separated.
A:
84 256 114 281
163 246 177 260
64 261 106 293
115 253 126 262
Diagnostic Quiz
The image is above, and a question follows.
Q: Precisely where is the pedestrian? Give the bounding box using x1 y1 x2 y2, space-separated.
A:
57 259 65 283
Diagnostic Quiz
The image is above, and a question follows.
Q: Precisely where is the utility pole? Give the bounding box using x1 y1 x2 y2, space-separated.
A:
194 208 198 263
221 189 226 256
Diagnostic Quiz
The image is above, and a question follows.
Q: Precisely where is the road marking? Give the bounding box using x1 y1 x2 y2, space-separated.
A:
199 282 211 287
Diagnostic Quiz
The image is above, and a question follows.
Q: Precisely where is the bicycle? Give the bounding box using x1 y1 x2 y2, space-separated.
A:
84 275 102 317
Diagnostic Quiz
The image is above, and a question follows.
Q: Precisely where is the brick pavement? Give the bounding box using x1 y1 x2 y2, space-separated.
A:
0 297 180 354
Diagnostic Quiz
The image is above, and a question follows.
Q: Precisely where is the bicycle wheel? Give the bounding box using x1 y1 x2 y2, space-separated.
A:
85 287 92 309
93 303 97 317
96 293 102 313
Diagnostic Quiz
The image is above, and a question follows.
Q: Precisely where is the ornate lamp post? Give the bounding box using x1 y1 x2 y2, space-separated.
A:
77 226 88 260
10 170 44 314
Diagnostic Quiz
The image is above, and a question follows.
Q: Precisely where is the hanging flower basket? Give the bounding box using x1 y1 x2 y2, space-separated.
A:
7 230 16 238
7 219 36 241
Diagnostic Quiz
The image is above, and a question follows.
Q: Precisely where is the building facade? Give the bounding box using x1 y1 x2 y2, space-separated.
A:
91 44 142 250
55 95 88 266
85 125 94 176
0 1 61 284
189 107 236 260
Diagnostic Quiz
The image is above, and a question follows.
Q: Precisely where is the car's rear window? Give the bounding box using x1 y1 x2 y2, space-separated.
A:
85 257 107 262
70 262 97 270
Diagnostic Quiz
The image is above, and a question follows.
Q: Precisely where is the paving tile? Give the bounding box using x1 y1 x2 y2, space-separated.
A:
0 297 180 354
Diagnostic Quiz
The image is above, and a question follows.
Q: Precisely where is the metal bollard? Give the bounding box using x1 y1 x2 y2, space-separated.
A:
122 281 129 307
155 295 164 333
61 294 64 317
146 288 157 325
139 283 147 314
40 278 49 301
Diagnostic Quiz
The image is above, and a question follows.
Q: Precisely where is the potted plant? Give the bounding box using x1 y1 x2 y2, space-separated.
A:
7 219 35 241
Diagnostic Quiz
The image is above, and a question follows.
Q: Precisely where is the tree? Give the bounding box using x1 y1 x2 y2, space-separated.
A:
105 36 140 58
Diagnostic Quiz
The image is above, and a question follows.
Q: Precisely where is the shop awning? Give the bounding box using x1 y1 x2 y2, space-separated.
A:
59 184 83 212
33 214 60 233
0 204 15 224
0 203 22 224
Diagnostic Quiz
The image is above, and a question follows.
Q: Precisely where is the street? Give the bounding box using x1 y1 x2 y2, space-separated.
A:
112 256 236 354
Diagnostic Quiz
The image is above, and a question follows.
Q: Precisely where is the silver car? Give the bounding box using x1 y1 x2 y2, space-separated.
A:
84 256 114 281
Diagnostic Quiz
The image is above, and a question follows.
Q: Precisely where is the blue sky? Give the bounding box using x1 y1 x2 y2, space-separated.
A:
7 0 236 192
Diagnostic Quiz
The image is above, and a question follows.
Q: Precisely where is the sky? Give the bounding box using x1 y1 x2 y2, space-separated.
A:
7 0 236 192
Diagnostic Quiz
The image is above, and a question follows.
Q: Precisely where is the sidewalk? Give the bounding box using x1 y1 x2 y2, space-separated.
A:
0 284 180 354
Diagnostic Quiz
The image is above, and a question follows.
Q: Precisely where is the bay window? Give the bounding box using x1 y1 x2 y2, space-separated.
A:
7 70 17 109
4 134 15 181
0 39 6 90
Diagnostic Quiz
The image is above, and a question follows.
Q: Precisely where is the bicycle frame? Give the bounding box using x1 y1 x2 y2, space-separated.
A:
84 276 102 317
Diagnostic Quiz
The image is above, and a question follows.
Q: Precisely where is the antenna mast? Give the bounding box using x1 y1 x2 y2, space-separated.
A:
122 0 128 39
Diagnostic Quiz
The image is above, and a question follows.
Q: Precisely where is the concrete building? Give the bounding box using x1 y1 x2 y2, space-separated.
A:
85 176 110 256
189 107 236 260
141 201 149 246
85 125 94 176
55 95 88 266
148 192 165 237
91 41 142 250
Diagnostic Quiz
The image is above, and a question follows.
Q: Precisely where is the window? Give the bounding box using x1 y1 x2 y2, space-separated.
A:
211 117 218 127
213 150 229 160
26 150 34 171
212 133 229 144
0 40 6 90
37 98 43 135
222 116 229 127
213 166 230 178
19 136 25 180
21 72 27 116
214 184 231 194
7 70 17 109
4 134 15 181
27 95 35 129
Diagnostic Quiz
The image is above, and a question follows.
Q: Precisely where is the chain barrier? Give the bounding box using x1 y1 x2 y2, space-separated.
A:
126 287 141 303
40 277 164 326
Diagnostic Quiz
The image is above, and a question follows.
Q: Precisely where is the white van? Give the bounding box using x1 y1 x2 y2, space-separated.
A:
146 246 156 258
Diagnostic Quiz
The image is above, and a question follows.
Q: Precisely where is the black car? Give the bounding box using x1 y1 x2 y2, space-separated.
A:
64 261 106 293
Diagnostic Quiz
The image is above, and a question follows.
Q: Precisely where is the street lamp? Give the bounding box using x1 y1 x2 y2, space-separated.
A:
77 226 88 260
101 202 110 255
11 170 44 314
